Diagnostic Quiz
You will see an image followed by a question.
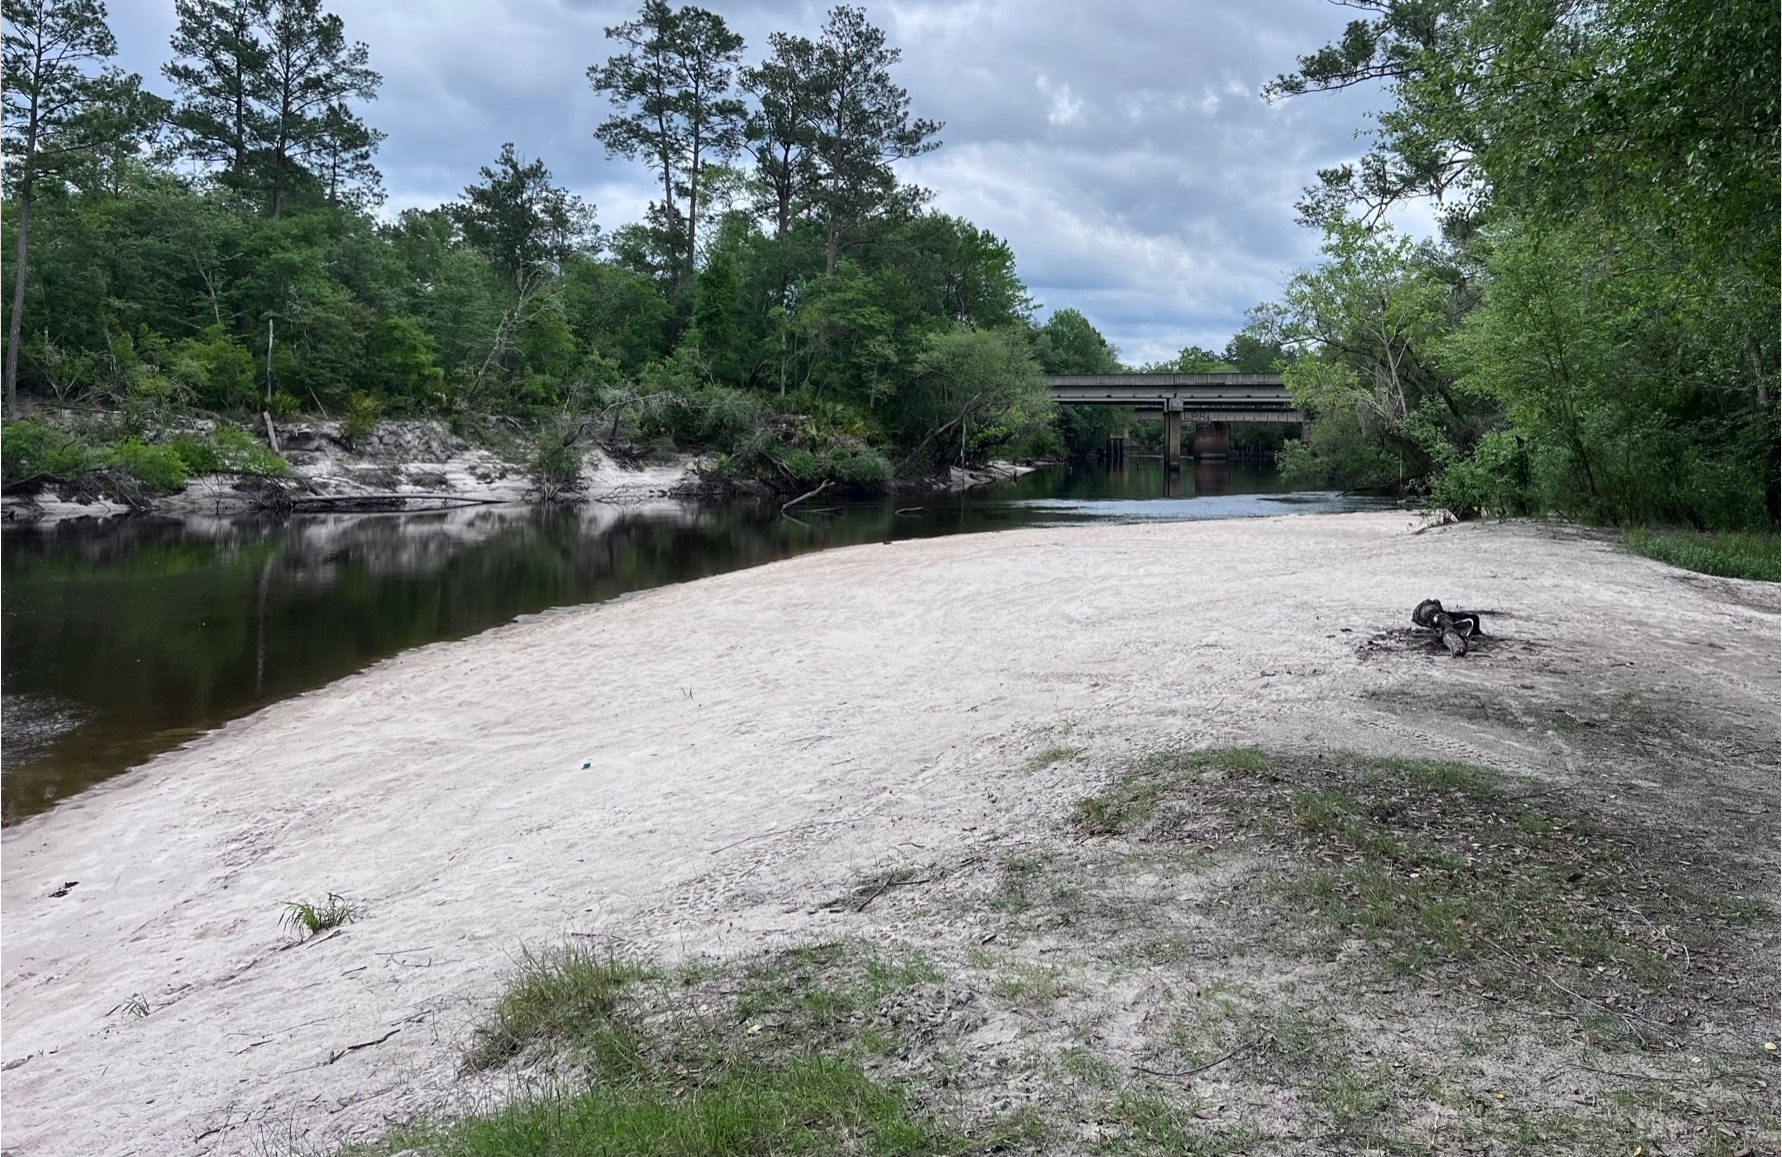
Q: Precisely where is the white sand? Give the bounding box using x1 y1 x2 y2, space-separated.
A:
2 512 1775 1155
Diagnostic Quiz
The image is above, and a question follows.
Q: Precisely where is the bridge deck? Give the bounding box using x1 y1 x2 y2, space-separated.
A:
1044 373 1300 422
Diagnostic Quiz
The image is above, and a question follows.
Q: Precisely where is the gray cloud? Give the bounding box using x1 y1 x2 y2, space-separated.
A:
108 0 1383 364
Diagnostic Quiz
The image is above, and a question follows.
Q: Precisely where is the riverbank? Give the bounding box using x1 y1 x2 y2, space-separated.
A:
0 415 1048 524
2 513 1776 1155
0 417 704 523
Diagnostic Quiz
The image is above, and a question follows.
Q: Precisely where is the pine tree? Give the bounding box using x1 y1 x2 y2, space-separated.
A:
163 0 269 191
807 6 940 275
256 0 380 217
740 32 821 238
589 1 746 287
163 0 381 215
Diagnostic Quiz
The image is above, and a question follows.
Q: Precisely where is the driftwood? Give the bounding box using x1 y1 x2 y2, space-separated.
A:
781 478 832 514
1411 599 1484 656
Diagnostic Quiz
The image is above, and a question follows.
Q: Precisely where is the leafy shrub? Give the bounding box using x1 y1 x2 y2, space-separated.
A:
2 420 97 483
267 391 302 419
3 421 283 493
100 440 189 491
369 316 446 409
777 447 821 483
1278 415 1412 492
165 433 221 474
527 421 585 501
343 392 381 447
823 447 893 488
170 325 257 410
211 425 284 474
1428 430 1531 519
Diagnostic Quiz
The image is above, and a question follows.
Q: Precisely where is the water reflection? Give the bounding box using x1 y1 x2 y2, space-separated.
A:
2 459 1393 821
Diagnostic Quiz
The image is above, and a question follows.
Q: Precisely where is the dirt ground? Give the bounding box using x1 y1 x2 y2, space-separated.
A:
1 512 1775 1155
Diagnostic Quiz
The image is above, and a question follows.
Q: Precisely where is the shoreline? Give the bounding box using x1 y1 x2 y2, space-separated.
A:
1 414 1048 525
2 512 1775 1155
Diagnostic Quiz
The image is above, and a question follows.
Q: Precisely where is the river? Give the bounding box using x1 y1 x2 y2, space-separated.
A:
1 458 1396 822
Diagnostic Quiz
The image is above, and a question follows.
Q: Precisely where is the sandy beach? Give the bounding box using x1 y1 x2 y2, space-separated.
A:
2 511 1776 1155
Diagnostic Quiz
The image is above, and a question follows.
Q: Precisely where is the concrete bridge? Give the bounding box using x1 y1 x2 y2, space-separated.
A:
1044 373 1303 468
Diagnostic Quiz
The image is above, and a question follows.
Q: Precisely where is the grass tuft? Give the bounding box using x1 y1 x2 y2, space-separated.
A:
466 944 655 1072
279 892 359 940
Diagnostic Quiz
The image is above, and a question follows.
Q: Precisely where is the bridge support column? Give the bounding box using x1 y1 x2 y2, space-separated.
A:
1162 408 1183 470
1192 421 1230 460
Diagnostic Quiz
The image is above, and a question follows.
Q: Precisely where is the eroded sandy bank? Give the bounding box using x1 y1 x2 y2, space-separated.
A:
2 512 1775 1155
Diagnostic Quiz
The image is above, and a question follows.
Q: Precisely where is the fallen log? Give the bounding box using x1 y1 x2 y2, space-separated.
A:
781 478 832 514
264 491 508 514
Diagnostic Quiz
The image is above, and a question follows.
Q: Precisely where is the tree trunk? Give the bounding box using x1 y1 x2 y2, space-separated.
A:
272 147 284 218
688 136 700 277
5 185 33 416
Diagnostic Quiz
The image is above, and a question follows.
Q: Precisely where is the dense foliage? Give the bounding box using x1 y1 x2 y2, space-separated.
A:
1 0 1148 494
1265 0 1779 530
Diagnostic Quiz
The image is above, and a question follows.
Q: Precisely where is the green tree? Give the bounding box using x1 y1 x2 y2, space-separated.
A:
163 0 268 192
1224 304 1298 372
891 214 1029 328
902 326 1051 468
170 323 256 409
740 31 821 238
254 0 381 217
366 315 444 409
313 100 385 209
449 144 597 393
2 0 148 413
808 6 941 274
1034 308 1126 459
1033 308 1119 375
1270 0 1777 523
589 0 746 287
1279 219 1474 481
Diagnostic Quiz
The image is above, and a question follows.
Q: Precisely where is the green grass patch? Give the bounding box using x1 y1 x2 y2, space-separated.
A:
1626 527 1779 582
987 958 1069 1007
1070 778 1159 836
353 941 970 1156
373 1055 946 1156
989 853 1050 913
735 943 940 1043
1028 744 1085 770
466 944 657 1071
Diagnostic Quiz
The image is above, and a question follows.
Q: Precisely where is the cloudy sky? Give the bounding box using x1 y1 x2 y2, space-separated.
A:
107 0 1390 365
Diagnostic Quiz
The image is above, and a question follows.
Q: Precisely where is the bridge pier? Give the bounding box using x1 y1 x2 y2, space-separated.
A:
1192 421 1230 460
1162 408 1183 471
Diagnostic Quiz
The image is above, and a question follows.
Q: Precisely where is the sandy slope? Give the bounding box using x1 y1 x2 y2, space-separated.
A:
1 512 1775 1155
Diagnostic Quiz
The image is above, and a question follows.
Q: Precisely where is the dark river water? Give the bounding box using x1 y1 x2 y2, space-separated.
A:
1 459 1395 822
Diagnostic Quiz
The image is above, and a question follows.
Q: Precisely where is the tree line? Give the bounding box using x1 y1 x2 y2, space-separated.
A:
3 0 1209 496
1259 0 1778 530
